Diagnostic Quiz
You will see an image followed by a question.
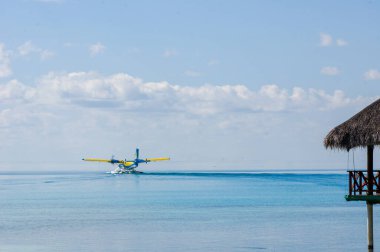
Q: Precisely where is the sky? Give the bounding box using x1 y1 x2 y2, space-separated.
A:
1 0 380 171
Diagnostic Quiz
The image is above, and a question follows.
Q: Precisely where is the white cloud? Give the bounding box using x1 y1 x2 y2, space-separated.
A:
184 70 201 77
0 79 35 101
40 50 55 60
320 66 340 76
319 33 348 47
0 71 365 117
18 41 55 60
18 41 38 56
208 59 219 66
89 42 105 56
0 43 12 78
364 69 380 80
0 70 374 148
163 49 177 58
336 39 348 46
320 33 333 47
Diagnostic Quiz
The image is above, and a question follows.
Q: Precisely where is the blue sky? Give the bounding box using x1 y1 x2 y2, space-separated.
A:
1 0 380 171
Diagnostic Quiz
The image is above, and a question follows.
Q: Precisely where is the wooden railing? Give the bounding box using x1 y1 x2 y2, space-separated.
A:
348 170 380 196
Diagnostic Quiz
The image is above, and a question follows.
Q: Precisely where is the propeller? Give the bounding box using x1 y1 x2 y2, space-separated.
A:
110 155 116 165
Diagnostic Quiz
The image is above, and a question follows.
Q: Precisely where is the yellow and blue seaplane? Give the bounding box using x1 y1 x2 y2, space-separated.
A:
82 148 170 174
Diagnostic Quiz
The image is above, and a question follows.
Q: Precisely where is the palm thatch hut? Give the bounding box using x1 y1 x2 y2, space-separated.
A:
324 98 380 252
324 98 380 151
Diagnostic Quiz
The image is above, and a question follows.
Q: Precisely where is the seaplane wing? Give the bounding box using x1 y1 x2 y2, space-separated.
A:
145 157 170 162
82 158 122 163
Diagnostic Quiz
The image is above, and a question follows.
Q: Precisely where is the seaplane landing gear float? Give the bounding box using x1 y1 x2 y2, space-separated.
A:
82 148 170 174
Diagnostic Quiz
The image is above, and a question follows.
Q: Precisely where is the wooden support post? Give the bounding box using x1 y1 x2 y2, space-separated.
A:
367 145 374 252
367 203 374 252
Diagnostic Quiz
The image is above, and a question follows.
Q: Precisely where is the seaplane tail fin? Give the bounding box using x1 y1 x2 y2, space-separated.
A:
136 148 139 159
145 157 170 162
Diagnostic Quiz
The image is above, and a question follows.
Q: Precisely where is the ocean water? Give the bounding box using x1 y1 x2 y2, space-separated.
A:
0 171 377 252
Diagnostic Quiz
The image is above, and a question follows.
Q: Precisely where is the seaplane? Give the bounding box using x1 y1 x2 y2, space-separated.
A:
82 148 170 174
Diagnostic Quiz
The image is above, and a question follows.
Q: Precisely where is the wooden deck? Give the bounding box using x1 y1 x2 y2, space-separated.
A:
346 170 380 204
345 195 380 203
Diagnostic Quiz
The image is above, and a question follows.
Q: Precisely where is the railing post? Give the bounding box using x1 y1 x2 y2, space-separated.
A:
354 171 357 195
368 145 374 196
359 171 363 195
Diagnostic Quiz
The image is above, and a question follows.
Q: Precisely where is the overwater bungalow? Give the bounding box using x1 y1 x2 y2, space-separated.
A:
324 98 380 251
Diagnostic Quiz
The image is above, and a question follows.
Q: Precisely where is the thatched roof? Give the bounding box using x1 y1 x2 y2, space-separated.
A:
324 98 380 150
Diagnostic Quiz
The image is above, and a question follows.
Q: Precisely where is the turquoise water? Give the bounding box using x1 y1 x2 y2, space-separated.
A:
0 171 377 251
